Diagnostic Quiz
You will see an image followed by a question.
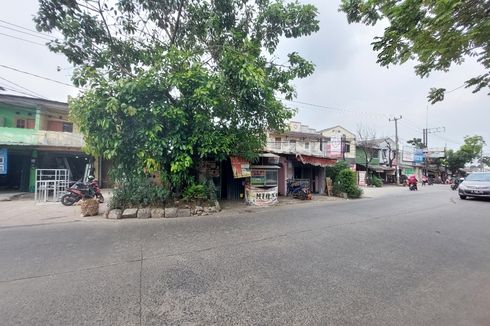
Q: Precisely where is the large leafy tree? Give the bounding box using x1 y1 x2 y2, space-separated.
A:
339 0 490 104
35 0 319 187
446 135 486 174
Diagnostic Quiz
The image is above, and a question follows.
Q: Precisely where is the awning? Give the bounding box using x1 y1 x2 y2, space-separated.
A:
297 154 336 167
258 153 280 158
369 165 396 173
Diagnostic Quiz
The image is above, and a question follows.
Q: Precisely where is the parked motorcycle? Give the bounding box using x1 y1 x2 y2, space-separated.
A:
60 176 104 206
287 179 312 200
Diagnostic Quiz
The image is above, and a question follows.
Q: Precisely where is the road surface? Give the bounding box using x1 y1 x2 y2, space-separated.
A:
1 185 489 325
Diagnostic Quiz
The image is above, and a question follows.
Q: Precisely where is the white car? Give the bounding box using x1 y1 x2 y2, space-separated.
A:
459 172 490 200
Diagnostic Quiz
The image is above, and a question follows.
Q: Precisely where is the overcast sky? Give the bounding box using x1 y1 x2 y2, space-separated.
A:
0 0 488 152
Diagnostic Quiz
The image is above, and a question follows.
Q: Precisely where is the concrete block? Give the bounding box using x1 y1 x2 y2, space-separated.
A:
177 208 191 218
151 208 165 219
122 208 138 218
165 207 177 218
137 208 151 219
107 209 122 219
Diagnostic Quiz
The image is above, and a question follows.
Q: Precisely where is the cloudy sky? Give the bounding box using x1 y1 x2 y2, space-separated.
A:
0 0 488 152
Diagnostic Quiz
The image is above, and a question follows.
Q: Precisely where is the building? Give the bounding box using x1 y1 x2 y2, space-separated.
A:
264 121 336 195
356 137 398 183
0 94 91 192
320 125 356 168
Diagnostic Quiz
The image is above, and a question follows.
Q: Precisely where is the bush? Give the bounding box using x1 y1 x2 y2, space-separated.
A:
182 183 207 202
335 169 363 199
368 175 383 187
109 177 170 209
326 161 350 182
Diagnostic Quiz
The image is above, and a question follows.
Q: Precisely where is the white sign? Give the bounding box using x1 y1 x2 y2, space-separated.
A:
402 146 414 162
245 185 278 206
358 171 366 186
328 136 342 158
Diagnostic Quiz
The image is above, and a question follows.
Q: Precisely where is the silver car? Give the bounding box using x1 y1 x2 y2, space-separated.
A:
459 172 490 200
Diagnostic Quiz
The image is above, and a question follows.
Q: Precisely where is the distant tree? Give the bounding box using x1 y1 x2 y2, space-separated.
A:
446 135 486 174
356 125 378 181
35 0 320 190
383 138 396 167
339 0 490 104
406 138 426 149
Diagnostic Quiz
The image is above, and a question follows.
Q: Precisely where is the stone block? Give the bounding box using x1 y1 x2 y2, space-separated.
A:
214 200 221 212
137 208 151 219
165 207 177 218
151 208 165 219
177 208 191 218
122 208 138 218
107 209 122 219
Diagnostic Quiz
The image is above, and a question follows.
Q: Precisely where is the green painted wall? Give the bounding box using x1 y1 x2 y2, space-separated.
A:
0 104 36 128
355 147 380 165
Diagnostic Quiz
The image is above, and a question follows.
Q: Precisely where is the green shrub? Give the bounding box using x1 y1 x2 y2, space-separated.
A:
109 177 170 209
335 169 363 198
368 175 383 187
326 161 350 182
182 183 207 202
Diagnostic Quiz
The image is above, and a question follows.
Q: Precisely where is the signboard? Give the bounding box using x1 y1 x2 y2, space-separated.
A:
402 146 414 162
328 136 342 158
250 170 266 185
414 149 425 164
358 171 366 186
245 185 278 206
0 148 7 175
230 156 251 178
427 148 445 158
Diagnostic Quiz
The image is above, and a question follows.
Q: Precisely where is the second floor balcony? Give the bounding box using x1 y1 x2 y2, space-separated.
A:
0 127 84 148
265 141 329 158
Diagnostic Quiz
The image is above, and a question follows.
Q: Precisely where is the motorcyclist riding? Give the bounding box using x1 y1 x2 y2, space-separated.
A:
408 175 418 191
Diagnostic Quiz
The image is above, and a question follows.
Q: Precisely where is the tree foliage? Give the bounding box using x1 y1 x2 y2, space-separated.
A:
35 0 319 188
406 137 426 149
339 0 490 104
446 135 486 173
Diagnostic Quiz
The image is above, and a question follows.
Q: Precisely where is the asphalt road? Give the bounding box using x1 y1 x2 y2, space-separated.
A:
1 186 490 325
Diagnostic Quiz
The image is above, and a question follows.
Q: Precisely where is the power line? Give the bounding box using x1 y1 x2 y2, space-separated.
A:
0 19 55 39
0 24 54 41
0 64 77 88
0 32 46 46
280 98 392 119
0 76 47 99
0 85 45 98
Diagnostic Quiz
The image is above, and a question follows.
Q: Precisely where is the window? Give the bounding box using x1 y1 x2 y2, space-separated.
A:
304 142 310 150
16 119 25 128
274 137 281 149
344 143 350 153
251 169 278 186
265 170 278 186
63 123 73 133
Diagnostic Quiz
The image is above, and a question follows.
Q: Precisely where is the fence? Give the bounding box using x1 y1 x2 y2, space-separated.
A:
34 169 70 202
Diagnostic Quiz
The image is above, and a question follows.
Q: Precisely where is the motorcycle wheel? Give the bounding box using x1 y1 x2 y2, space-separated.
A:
61 193 78 206
96 194 105 203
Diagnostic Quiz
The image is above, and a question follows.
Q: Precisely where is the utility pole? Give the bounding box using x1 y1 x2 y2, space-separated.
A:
424 127 446 177
389 115 402 184
481 147 485 172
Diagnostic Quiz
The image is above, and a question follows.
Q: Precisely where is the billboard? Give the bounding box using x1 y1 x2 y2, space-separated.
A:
414 149 425 164
328 136 342 158
402 146 414 162
230 156 251 178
